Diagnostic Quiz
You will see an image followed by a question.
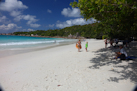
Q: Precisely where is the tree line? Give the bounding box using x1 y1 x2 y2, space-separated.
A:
13 23 104 39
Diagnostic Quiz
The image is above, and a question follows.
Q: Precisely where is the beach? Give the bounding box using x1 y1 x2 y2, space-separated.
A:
0 39 136 91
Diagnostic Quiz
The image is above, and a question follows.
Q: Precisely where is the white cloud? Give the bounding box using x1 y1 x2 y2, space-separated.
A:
0 0 40 28
13 14 40 28
24 15 36 21
0 0 28 12
14 14 38 23
13 15 24 21
0 16 7 22
48 24 54 27
10 11 21 17
28 28 34 31
56 18 96 28
0 16 11 23
22 14 41 28
61 8 81 17
24 15 38 24
0 23 22 31
22 28 34 32
47 9 52 13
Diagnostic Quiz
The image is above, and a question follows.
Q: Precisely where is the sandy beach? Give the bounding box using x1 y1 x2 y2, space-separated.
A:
0 39 136 91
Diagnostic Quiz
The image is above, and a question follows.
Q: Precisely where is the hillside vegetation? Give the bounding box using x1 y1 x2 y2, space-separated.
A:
13 23 104 39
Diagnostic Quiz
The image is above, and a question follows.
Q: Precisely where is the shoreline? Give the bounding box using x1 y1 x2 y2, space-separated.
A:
0 40 78 58
0 34 87 39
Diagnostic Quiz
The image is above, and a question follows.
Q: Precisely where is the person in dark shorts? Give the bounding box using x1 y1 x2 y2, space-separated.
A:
104 38 108 48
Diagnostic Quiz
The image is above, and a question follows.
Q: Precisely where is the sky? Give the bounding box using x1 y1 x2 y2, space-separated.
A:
0 0 96 33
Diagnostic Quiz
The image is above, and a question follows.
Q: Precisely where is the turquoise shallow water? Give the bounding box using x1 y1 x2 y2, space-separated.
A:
0 35 77 50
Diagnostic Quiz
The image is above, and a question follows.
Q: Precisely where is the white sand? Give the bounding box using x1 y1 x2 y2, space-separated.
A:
0 39 136 91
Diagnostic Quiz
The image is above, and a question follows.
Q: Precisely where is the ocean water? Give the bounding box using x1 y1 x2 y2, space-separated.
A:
0 35 77 51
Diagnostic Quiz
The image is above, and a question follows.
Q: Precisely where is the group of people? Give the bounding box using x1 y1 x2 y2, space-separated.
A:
104 38 119 48
76 38 128 60
104 38 128 60
76 39 88 52
104 38 131 48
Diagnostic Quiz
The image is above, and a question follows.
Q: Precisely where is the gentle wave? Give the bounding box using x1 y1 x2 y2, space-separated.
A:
0 40 67 46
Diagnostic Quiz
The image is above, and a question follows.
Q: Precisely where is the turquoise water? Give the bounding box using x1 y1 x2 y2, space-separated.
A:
0 35 76 50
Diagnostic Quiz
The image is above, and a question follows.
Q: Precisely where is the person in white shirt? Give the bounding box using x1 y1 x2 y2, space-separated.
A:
115 45 127 59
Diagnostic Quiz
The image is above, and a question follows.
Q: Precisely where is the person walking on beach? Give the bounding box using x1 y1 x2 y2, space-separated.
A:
85 42 88 52
104 38 108 48
76 39 81 52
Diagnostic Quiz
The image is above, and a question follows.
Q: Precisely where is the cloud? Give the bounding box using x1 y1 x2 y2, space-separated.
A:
13 14 38 25
61 8 81 17
22 28 34 32
24 15 38 24
13 15 24 21
45 24 54 28
0 0 28 12
56 18 96 28
47 9 52 13
0 0 40 28
0 16 7 22
48 24 54 27
10 11 22 17
23 14 41 28
28 28 34 31
0 16 11 23
0 23 22 31
15 14 41 28
13 14 40 28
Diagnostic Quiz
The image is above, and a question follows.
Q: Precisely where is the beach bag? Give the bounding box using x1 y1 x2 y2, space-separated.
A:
120 54 126 60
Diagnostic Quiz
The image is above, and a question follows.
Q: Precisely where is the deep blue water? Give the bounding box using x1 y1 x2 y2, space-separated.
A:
0 35 76 50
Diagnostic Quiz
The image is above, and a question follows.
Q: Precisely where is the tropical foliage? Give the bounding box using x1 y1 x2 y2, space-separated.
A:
70 0 137 39
13 23 103 39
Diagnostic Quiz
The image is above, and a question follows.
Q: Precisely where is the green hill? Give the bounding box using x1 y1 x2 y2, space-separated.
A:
13 23 103 39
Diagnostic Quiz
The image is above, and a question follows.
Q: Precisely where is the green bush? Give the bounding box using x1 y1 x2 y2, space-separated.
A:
102 35 109 39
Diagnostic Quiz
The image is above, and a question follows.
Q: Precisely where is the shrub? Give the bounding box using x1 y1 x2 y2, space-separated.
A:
102 35 109 39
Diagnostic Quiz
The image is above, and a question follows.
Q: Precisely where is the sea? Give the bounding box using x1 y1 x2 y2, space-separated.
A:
0 35 77 57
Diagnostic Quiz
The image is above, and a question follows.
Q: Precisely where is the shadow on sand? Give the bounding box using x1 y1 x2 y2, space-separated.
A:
89 41 137 84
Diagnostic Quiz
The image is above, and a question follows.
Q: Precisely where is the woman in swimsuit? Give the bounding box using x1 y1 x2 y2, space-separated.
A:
76 39 81 52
